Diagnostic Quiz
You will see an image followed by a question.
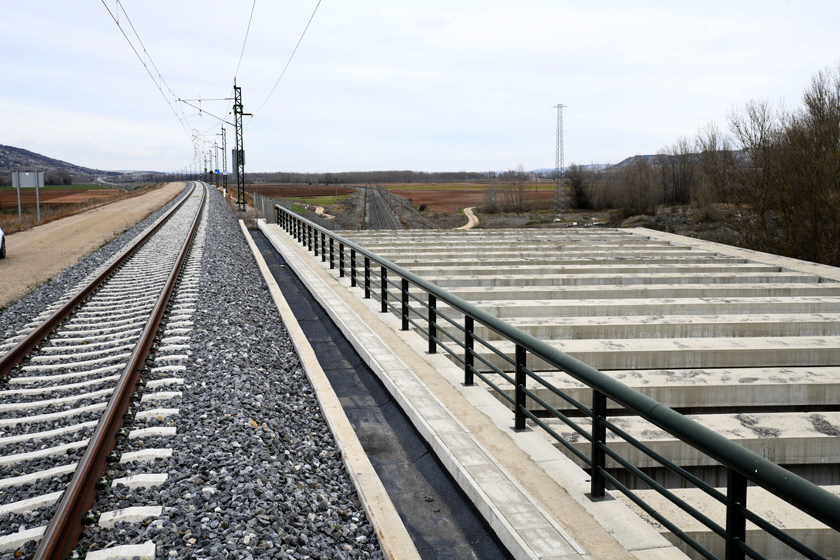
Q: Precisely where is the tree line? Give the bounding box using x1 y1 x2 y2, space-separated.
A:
548 64 840 266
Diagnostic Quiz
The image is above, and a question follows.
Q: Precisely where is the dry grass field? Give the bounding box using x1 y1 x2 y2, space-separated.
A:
0 185 151 235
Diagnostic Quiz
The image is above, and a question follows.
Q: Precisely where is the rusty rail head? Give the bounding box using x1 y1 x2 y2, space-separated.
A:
0 183 196 380
33 183 206 560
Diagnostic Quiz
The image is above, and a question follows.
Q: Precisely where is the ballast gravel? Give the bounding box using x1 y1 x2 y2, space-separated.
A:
70 187 384 559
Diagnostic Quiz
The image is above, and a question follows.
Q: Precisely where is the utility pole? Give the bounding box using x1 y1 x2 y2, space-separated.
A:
233 79 251 212
221 126 228 193
553 104 566 215
214 142 219 189
491 171 496 206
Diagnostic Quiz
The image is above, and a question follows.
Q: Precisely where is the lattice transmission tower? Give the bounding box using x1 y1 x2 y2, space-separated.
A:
553 104 566 215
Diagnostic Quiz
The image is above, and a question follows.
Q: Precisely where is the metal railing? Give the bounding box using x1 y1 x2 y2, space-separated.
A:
274 204 840 560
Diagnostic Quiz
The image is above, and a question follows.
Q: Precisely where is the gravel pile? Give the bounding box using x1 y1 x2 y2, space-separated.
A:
0 185 191 343
71 187 384 559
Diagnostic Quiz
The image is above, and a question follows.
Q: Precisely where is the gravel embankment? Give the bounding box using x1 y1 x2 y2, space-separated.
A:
69 186 383 559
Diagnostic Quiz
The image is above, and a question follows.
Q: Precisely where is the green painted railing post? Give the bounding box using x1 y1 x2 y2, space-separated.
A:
726 470 748 560
591 390 607 498
428 294 437 354
465 316 474 385
380 267 387 313
515 345 526 430
401 279 409 331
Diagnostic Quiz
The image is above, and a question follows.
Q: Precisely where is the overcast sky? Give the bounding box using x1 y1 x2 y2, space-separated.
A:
2 1 838 173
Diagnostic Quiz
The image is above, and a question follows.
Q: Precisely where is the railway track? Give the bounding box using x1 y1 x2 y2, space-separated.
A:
364 186 403 230
0 182 206 559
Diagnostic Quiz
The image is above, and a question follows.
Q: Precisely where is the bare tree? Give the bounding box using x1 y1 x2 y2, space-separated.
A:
45 169 72 185
727 98 780 252
498 164 533 213
617 157 657 217
565 164 592 209
655 137 696 206
695 122 737 204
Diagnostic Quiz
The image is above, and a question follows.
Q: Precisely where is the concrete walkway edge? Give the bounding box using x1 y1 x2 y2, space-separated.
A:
239 221 420 560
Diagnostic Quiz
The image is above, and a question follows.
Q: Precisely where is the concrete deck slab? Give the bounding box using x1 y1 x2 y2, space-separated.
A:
424 313 840 341
431 293 840 315
618 485 840 560
265 221 689 560
479 367 840 410
277 223 840 560
533 410 840 468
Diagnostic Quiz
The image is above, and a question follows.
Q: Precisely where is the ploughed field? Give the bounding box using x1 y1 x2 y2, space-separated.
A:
0 188 118 209
247 184 354 198
387 184 557 214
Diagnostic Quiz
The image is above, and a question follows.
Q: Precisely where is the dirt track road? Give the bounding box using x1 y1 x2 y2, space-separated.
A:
0 182 185 307
455 207 479 229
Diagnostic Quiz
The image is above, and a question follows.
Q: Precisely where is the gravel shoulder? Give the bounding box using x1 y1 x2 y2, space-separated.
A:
0 182 185 308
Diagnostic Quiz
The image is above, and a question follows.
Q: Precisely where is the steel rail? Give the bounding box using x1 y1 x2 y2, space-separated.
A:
33 183 207 560
275 203 840 536
0 182 197 378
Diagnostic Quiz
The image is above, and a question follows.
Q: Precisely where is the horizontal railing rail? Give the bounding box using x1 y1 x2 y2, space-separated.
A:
274 204 840 560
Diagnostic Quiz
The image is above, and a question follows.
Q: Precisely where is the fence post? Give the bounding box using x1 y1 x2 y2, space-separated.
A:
330 238 335 269
401 279 409 331
308 225 312 250
465 316 474 385
515 345 527 430
350 249 356 285
591 390 607 498
314 228 319 257
428 294 437 354
364 257 371 299
725 470 748 560
340 243 345 277
321 233 327 262
380 267 387 313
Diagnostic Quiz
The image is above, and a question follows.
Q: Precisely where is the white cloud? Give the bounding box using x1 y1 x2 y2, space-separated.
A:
2 0 839 172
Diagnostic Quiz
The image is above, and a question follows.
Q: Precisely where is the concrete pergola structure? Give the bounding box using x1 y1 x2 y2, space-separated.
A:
261 222 840 560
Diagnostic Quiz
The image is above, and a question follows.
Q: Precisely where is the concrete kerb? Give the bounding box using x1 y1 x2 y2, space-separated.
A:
238 221 420 560
260 220 690 560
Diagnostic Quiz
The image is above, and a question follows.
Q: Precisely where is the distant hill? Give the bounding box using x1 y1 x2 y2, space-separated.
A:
0 145 109 184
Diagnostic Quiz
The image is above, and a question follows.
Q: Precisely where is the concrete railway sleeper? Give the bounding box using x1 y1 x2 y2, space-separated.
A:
0 182 206 559
277 203 840 560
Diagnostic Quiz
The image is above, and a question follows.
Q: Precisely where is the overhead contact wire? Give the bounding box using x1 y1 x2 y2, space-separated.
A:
250 0 323 121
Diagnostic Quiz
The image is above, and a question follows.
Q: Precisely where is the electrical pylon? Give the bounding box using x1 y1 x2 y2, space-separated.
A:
553 104 566 215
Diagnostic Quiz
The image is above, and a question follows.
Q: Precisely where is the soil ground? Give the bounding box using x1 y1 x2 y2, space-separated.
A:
0 182 184 308
388 186 555 214
0 188 117 209
248 184 354 198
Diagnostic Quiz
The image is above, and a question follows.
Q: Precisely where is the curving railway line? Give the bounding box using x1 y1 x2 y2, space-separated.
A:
0 182 206 559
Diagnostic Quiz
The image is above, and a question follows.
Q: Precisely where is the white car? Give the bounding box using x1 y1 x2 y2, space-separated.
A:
0 226 5 259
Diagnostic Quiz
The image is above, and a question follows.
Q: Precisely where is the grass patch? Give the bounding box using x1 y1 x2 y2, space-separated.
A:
290 204 308 214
